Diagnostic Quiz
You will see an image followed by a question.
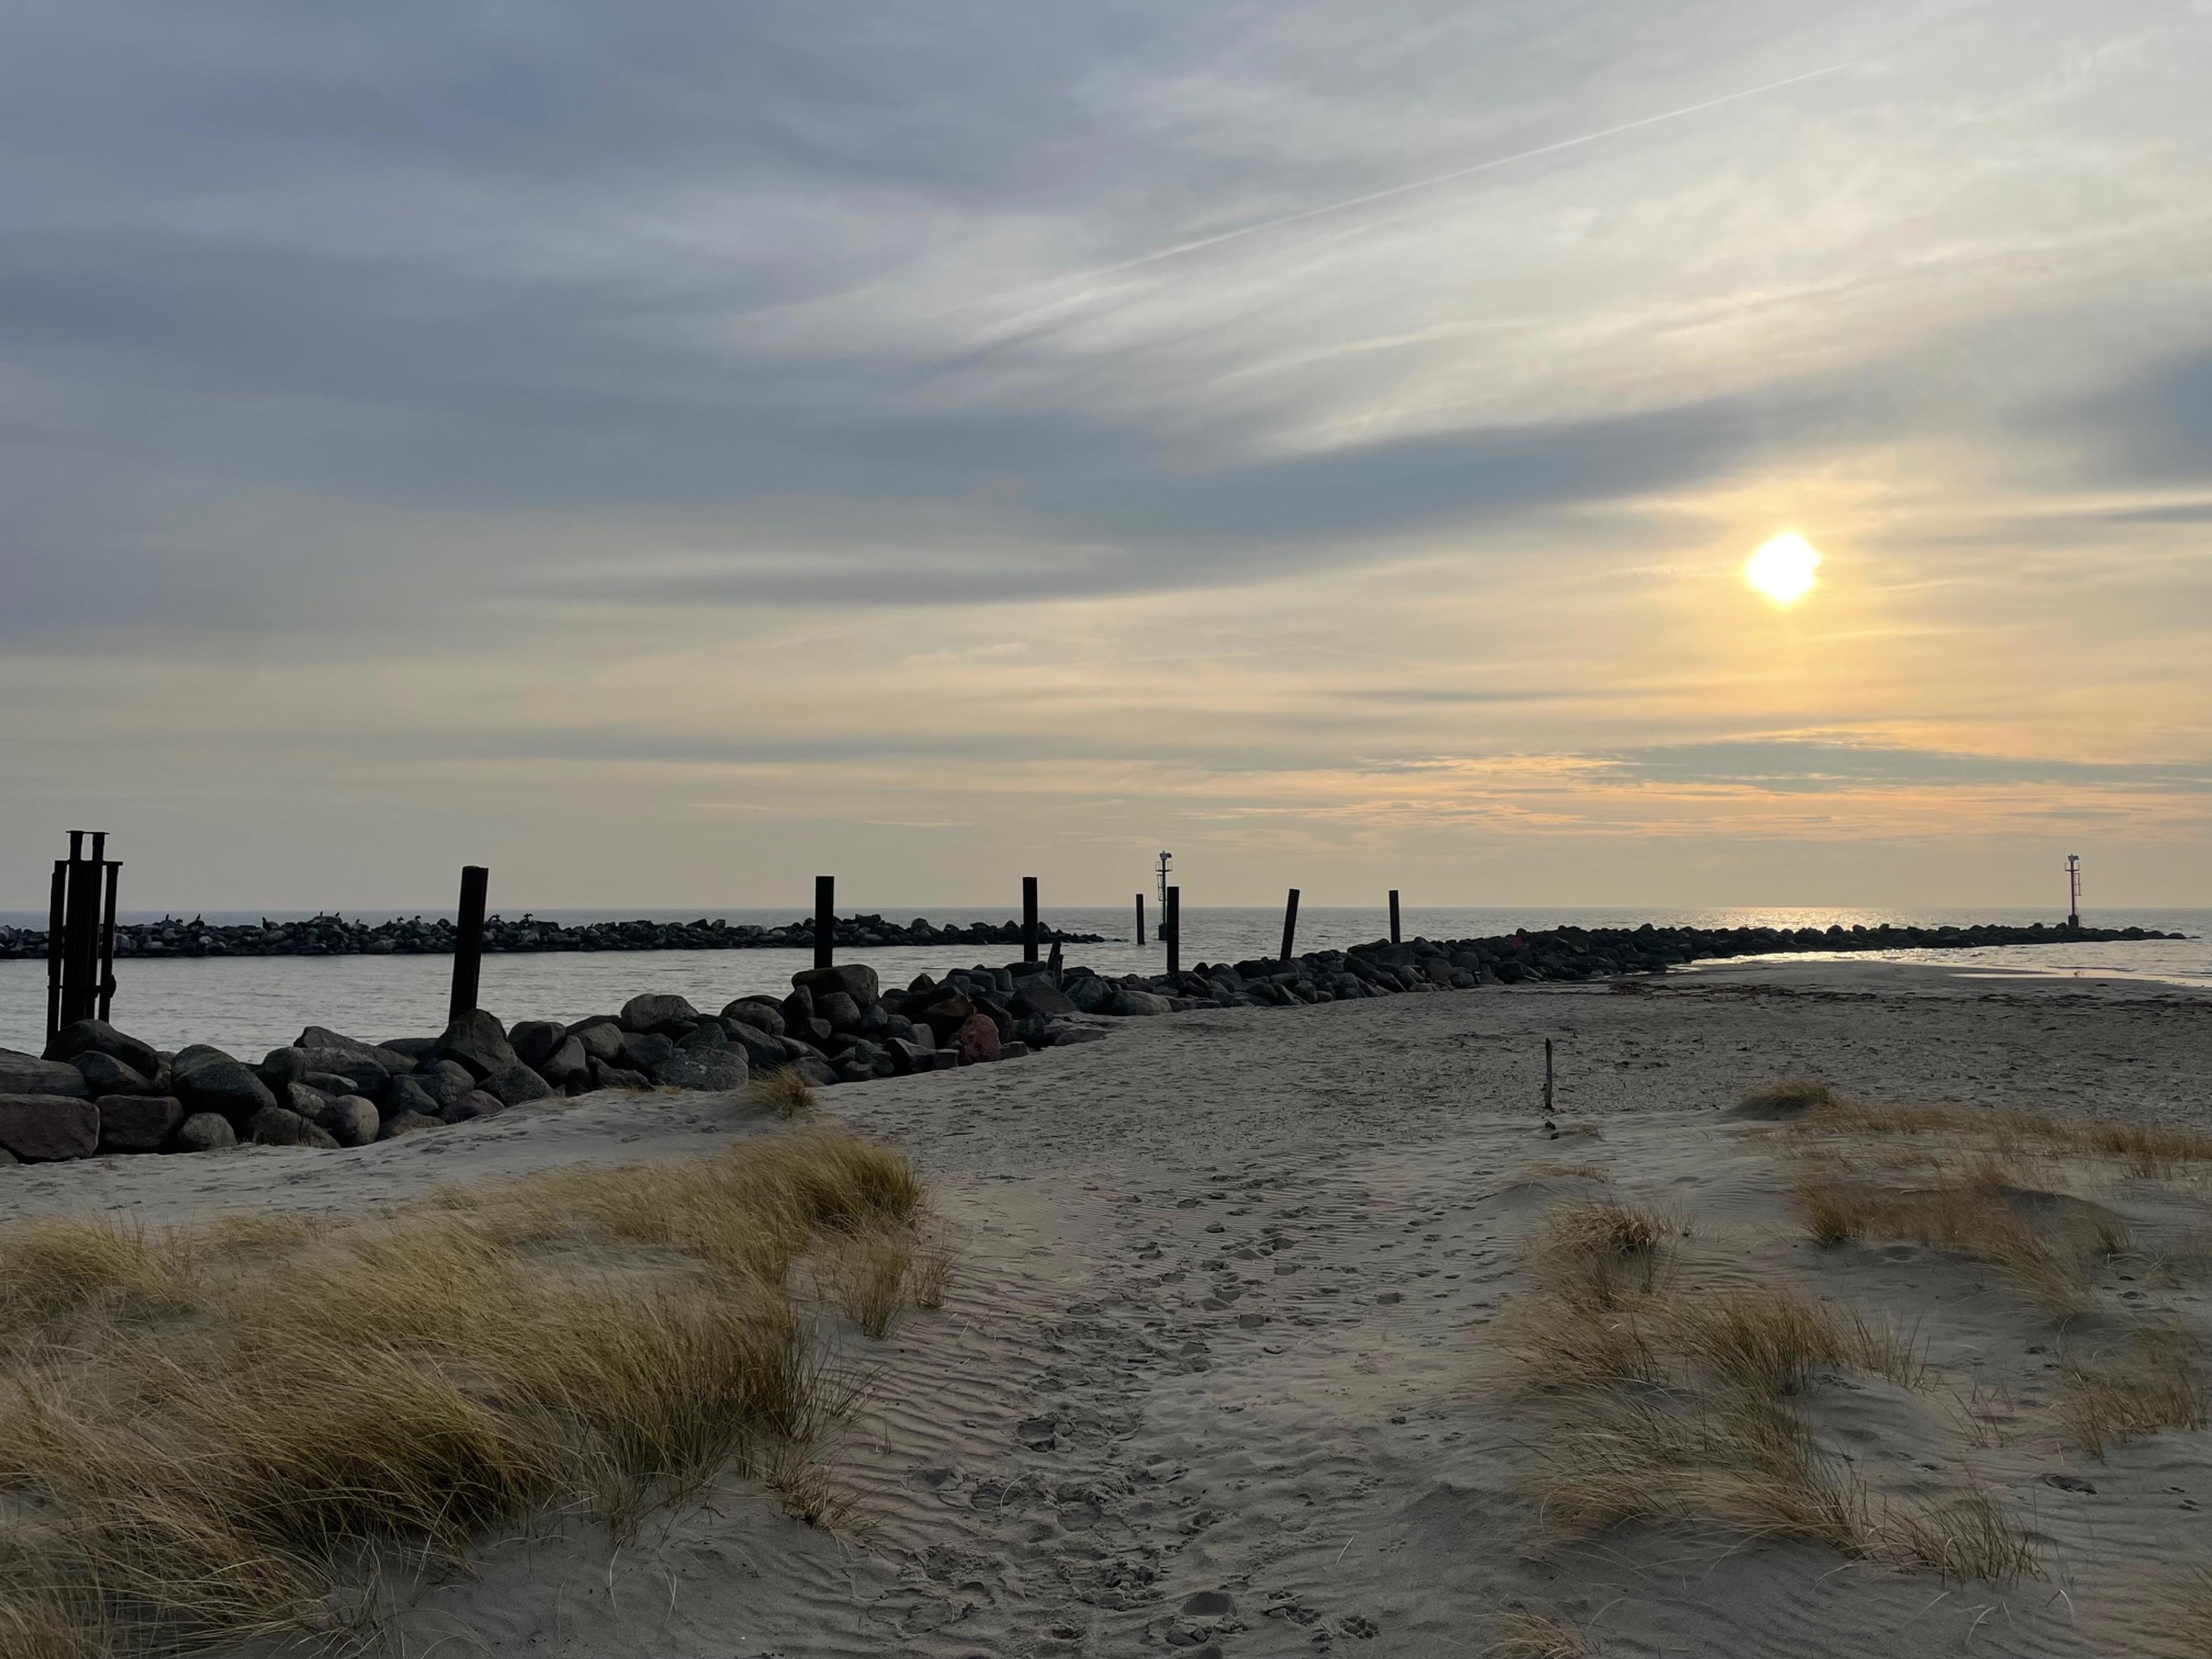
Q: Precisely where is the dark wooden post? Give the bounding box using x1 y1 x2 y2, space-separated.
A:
1165 885 1180 978
1388 889 1401 945
448 865 489 1024
1022 876 1040 964
813 875 835 971
1543 1037 1555 1115
1280 888 1301 961
1135 893 1146 946
94 834 119 1022
44 858 66 1045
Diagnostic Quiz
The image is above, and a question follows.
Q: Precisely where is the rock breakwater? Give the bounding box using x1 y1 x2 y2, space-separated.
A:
0 919 2179 1165
0 911 1108 961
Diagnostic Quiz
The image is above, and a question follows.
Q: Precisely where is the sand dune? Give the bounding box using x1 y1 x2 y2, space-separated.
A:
6 964 2211 1657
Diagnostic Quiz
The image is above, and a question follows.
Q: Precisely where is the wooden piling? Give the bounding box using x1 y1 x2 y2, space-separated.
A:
1135 892 1146 946
813 874 835 971
1022 875 1040 964
1165 885 1181 979
448 865 489 1024
1281 887 1300 962
1543 1037 1554 1115
44 861 65 1045
1388 889 1401 945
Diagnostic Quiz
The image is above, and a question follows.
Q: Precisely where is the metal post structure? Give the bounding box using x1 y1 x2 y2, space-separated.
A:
1388 889 1401 945
1280 888 1301 963
448 865 489 1024
813 875 836 971
1135 893 1146 946
1165 885 1181 979
45 830 122 1046
1155 850 1172 915
2066 854 2081 929
1021 875 1040 964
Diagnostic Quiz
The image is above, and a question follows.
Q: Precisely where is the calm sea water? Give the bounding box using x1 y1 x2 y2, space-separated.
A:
2 906 2204 1059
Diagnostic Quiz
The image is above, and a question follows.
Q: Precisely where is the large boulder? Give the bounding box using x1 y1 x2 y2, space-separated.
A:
376 1036 441 1066
378 1109 442 1140
911 993 976 1044
437 1010 517 1080
281 1082 335 1125
441 1090 505 1125
656 1048 750 1092
539 1037 590 1092
618 1031 676 1075
479 1063 552 1108
1010 978 1076 1020
325 1096 381 1147
73 1051 155 1096
1109 987 1175 1017
567 1018 624 1063
245 1105 308 1146
0 1048 90 1099
952 1012 1002 1065
887 1037 941 1075
1067 976 1118 1014
721 1021 787 1074
792 963 879 1006
295 1048 389 1100
619 994 700 1036
172 1047 278 1125
0 1094 100 1160
46 1019 160 1077
508 1020 569 1071
382 1075 444 1123
1041 1020 1110 1047
588 1058 650 1091
175 1111 237 1153
97 1094 183 1153
410 1060 475 1112
720 998 786 1037
817 991 863 1033
296 1027 405 1070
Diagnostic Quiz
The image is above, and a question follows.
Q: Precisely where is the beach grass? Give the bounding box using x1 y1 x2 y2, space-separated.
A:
0 1125 936 1658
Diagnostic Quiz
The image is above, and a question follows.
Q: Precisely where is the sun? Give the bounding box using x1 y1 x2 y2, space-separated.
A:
1745 532 1821 605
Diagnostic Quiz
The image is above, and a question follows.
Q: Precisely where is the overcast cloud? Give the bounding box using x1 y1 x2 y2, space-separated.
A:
2 0 2207 908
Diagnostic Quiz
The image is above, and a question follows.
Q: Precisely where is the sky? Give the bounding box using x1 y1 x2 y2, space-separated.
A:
2 0 2209 912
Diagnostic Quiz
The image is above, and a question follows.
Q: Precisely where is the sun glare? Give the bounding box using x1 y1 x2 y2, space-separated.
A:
1745 532 1821 605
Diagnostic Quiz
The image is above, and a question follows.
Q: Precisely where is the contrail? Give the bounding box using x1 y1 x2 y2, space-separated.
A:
944 61 1855 319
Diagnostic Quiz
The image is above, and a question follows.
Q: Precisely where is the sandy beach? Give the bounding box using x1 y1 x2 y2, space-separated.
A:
7 961 2212 1658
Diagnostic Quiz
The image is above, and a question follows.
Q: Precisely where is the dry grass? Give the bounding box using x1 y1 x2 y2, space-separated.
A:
745 1065 819 1120
1521 1162 1612 1184
1789 1163 2124 1314
2058 1328 2210 1458
1486 1604 1588 1657
1736 1079 1839 1118
817 1221 916 1339
1786 1096 2212 1180
0 1126 941 1658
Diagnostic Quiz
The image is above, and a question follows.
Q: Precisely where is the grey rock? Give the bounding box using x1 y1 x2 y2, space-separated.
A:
509 1020 569 1070
539 1037 590 1092
618 1031 676 1074
300 1123 341 1150
780 988 815 1030
655 1048 750 1092
1011 978 1076 1020
0 1094 101 1160
720 998 786 1037
912 993 976 1043
296 1027 392 1067
383 1075 443 1123
441 1090 506 1124
46 1018 160 1077
0 1146 16 1165
0 1048 92 1099
791 1055 841 1088
295 1048 389 1099
567 1017 625 1063
722 1022 787 1073
792 963 880 1006
620 993 700 1035
282 1082 335 1124
176 1111 238 1153
677 1020 730 1051
998 1041 1031 1060
259 1048 312 1089
325 1095 380 1147
817 991 863 1032
97 1094 184 1153
480 1063 552 1108
588 1058 651 1090
437 1010 517 1080
304 1071 358 1099
377 1037 440 1066
1067 976 1118 1014
378 1109 443 1141
172 1047 278 1124
1109 987 1175 1017
887 1037 940 1074
1041 1020 1110 1047
245 1105 308 1146
74 1050 154 1096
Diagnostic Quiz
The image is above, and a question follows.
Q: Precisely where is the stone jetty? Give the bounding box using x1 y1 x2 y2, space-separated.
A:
0 911 1108 961
0 918 2179 1164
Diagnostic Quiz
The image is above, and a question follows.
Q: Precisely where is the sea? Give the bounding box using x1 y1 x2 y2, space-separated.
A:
2 905 2206 1059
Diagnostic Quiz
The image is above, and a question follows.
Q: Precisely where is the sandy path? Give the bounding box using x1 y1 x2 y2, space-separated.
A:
8 965 2212 1657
